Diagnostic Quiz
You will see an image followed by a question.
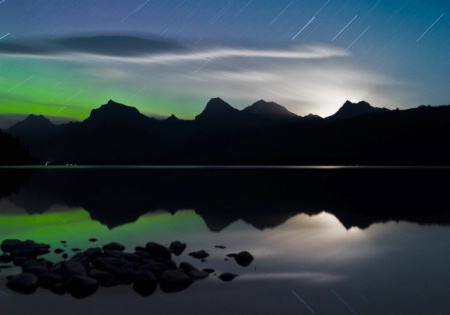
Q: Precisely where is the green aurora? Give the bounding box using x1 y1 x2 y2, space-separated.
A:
0 56 202 125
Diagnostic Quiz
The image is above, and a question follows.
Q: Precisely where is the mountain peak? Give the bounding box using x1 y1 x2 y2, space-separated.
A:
8 114 55 132
242 100 298 119
327 100 390 121
195 98 240 121
85 100 151 126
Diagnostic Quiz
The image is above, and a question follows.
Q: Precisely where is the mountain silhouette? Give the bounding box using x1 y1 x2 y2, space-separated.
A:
5 98 450 165
242 100 298 119
326 100 390 122
84 100 155 128
6 114 58 144
0 130 37 165
195 97 241 122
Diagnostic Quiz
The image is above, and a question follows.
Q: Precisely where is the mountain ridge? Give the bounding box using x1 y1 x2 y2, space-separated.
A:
4 98 450 165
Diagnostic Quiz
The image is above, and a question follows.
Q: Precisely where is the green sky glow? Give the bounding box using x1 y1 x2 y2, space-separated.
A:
0 55 204 126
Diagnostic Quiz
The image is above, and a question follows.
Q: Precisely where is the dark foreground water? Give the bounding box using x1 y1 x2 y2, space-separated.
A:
0 167 449 315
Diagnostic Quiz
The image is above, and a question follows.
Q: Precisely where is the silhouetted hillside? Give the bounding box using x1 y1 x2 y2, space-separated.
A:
5 99 450 165
0 130 38 165
6 114 58 144
326 100 390 122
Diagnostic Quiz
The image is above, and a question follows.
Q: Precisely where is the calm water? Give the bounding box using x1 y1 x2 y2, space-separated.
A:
0 168 449 315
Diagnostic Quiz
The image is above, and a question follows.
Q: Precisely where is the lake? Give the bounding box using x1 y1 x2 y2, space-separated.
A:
1 167 449 315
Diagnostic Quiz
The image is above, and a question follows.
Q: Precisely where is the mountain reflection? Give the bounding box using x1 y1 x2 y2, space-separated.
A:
1 167 449 231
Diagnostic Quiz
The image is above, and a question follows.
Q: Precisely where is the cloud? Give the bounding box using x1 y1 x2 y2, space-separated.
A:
0 34 184 57
133 44 350 64
0 34 349 64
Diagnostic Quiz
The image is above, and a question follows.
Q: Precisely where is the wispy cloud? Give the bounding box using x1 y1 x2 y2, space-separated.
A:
0 34 349 64
134 44 349 64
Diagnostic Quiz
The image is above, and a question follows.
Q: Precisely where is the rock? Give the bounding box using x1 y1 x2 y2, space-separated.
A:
133 270 157 296
102 242 126 252
66 275 98 299
169 241 186 256
12 256 32 266
188 250 209 259
88 269 118 287
234 251 254 267
203 268 215 273
0 253 12 263
178 262 209 280
226 253 237 258
61 260 87 279
145 242 171 260
215 245 226 249
83 247 103 258
6 273 39 294
2 240 51 257
38 272 64 289
1 239 23 252
88 238 98 242
54 248 65 254
159 269 193 293
218 272 238 282
71 248 82 252
22 258 51 276
138 260 176 277
62 253 68 259
92 257 134 284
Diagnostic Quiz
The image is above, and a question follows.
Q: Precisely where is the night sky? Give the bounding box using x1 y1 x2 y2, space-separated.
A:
0 0 449 128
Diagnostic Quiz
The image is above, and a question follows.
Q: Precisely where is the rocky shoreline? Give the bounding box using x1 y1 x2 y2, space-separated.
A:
0 239 253 298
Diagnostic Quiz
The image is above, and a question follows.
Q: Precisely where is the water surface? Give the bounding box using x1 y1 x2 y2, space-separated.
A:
0 168 449 314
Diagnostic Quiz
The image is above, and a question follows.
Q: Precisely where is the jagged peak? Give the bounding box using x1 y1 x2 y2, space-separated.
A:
195 98 239 121
166 114 179 122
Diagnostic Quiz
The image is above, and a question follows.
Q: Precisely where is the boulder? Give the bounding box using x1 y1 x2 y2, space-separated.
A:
6 273 39 294
88 269 118 287
145 242 172 260
66 275 98 299
234 251 254 267
61 260 87 279
159 269 193 293
169 241 186 256
133 270 157 296
38 272 64 289
22 258 51 276
0 253 12 263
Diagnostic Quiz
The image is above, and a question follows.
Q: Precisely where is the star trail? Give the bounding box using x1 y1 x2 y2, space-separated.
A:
0 0 448 128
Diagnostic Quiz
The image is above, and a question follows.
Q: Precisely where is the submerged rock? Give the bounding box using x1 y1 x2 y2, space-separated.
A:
188 250 209 259
218 272 238 282
234 251 254 267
